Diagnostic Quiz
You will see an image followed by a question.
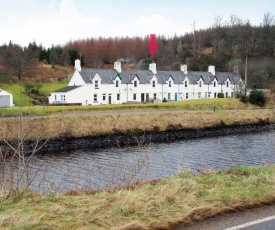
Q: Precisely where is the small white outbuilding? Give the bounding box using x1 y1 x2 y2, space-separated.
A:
0 89 13 107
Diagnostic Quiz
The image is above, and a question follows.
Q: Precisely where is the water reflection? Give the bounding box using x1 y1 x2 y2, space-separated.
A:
28 131 274 192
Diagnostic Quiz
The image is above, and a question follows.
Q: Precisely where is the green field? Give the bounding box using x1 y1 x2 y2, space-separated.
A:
0 97 261 117
0 82 67 106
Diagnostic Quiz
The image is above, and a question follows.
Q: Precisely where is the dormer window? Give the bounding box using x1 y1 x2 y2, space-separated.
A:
116 80 119 87
95 80 99 89
169 81 172 87
226 81 229 87
152 80 156 88
199 81 202 87
214 82 216 87
185 81 188 87
134 81 137 87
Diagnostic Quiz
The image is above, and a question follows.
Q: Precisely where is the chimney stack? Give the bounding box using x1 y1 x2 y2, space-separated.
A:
149 63 157 74
180 64 188 74
208 65 215 75
114 62 121 73
75 59 81 72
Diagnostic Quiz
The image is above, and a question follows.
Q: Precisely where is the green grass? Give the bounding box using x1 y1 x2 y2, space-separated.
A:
1 165 275 230
0 98 262 117
1 84 34 106
40 80 67 96
0 81 67 107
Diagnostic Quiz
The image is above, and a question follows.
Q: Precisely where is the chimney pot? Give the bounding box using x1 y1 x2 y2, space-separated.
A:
180 64 188 74
208 65 215 75
75 59 81 72
149 63 157 74
114 62 122 73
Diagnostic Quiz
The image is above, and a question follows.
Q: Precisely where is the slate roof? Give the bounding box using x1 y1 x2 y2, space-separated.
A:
78 68 241 85
53 86 81 93
118 70 154 84
80 68 118 84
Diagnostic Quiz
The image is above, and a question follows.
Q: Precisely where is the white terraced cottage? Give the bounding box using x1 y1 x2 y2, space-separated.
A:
48 59 242 105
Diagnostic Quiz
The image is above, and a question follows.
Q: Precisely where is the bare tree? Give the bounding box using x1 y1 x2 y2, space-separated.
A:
2 42 38 81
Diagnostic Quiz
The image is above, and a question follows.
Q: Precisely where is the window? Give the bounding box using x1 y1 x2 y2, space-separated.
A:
208 92 211 97
198 92 201 98
134 81 137 87
168 93 171 100
214 82 216 87
185 81 188 87
116 80 119 87
214 92 217 98
133 93 136 100
95 80 99 89
117 94 120 100
61 95 66 101
103 94 106 100
169 81 172 87
94 94 97 102
199 81 202 87
153 93 157 100
226 92 228 97
152 80 155 88
186 93 189 99
226 81 229 87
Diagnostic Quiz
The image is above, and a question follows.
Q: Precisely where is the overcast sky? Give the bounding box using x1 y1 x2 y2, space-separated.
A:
1 0 274 48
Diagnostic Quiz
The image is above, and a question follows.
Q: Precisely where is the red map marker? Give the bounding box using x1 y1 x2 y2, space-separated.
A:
148 34 158 58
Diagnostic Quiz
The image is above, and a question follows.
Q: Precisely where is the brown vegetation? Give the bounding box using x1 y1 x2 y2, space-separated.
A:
0 110 273 141
1 165 275 229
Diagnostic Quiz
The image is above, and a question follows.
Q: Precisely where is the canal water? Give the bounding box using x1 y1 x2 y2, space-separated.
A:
28 131 275 192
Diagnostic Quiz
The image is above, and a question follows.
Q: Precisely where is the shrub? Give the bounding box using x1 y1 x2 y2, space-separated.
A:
217 92 224 98
249 90 267 107
240 95 249 103
162 97 167 102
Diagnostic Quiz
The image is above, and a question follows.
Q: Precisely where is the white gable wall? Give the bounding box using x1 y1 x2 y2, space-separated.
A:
68 70 86 86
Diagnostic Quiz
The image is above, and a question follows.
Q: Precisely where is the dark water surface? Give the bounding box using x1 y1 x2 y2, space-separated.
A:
28 131 275 192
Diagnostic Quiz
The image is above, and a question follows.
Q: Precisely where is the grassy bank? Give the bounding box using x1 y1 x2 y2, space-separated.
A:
0 98 264 116
0 109 273 140
1 165 275 229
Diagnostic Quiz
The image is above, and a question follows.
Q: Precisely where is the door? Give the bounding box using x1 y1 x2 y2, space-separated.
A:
141 93 144 103
174 93 178 101
146 93 149 102
108 94 112 104
0 95 10 107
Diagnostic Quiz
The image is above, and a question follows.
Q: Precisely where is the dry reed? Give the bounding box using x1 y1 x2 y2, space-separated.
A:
0 110 273 141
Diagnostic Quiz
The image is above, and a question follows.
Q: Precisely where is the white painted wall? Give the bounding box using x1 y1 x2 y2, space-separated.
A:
68 70 85 86
49 63 241 105
0 89 13 107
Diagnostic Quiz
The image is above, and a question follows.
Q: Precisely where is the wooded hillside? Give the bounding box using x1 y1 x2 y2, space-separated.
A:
0 13 274 89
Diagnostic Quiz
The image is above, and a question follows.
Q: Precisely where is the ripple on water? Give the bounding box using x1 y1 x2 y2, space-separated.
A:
26 131 275 192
